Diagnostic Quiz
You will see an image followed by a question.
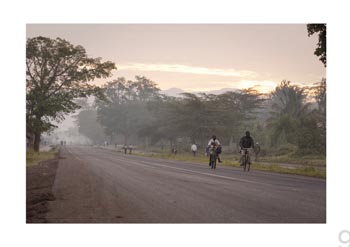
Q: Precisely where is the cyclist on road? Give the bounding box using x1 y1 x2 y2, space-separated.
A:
239 131 255 166
207 135 222 163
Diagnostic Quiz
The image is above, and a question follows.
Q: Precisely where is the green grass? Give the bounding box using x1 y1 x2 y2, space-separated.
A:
133 151 326 179
26 146 59 167
258 154 326 166
248 164 326 178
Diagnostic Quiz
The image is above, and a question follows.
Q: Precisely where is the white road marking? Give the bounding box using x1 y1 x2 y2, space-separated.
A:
66 146 319 192
114 156 267 185
66 148 84 162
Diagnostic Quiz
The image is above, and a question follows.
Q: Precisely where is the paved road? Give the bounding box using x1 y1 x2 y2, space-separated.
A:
47 145 326 223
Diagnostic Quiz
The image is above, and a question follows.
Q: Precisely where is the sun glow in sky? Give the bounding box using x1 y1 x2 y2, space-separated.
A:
118 63 258 78
27 24 326 93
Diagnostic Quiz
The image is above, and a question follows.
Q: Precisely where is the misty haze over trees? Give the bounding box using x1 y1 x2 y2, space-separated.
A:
74 77 325 156
26 24 326 156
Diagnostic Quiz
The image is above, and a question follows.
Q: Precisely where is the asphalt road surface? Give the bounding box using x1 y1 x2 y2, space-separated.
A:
46 145 326 223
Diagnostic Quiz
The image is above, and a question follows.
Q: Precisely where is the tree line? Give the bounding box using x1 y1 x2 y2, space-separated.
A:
75 77 326 156
26 24 326 154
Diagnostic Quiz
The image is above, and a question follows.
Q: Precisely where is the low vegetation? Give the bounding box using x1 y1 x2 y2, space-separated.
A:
26 146 59 167
133 151 326 178
249 164 326 178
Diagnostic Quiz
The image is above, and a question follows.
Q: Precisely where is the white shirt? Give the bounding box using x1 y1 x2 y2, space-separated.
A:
208 139 220 146
191 144 197 151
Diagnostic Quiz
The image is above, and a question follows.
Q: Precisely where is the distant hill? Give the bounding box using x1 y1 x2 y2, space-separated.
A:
203 88 240 95
161 87 240 97
160 88 186 97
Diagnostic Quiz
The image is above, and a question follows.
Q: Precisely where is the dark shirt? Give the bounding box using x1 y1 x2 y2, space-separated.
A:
239 136 255 149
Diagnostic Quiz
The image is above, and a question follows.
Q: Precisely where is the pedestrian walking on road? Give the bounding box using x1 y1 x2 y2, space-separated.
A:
191 144 198 156
254 142 261 161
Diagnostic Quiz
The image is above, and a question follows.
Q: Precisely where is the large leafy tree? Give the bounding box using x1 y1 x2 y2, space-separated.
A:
96 76 160 145
140 95 182 146
209 89 264 143
143 90 264 147
26 36 116 151
75 108 108 145
307 24 326 67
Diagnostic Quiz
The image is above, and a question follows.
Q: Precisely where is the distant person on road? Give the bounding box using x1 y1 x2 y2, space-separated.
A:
254 142 261 161
239 131 255 166
191 144 197 156
173 146 177 155
207 135 222 163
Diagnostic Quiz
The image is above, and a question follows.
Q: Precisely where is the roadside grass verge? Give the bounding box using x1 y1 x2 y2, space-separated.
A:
133 151 326 179
248 164 326 178
258 154 326 166
26 146 59 167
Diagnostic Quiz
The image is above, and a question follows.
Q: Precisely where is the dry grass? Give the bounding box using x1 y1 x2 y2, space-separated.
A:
26 147 59 167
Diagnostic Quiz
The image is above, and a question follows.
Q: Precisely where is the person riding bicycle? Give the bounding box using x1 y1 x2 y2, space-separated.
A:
239 131 255 166
207 141 218 168
207 135 222 163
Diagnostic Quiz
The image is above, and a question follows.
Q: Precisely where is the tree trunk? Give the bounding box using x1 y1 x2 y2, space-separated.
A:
27 132 35 150
34 132 41 152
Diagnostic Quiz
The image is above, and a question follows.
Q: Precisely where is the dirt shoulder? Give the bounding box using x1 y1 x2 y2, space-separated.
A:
26 154 59 223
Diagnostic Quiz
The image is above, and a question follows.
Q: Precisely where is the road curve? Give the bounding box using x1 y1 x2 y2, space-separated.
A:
46 145 326 223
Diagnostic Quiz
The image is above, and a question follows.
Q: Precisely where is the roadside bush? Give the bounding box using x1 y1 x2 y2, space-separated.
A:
271 144 297 156
296 116 326 155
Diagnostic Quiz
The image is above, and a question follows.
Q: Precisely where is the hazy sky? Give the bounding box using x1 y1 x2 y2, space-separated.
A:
27 24 326 93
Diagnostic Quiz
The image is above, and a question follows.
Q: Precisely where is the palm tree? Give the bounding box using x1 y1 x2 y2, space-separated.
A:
268 80 311 146
270 80 310 118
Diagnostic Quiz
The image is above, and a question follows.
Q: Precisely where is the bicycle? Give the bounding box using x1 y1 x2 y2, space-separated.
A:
242 148 250 172
209 148 217 169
